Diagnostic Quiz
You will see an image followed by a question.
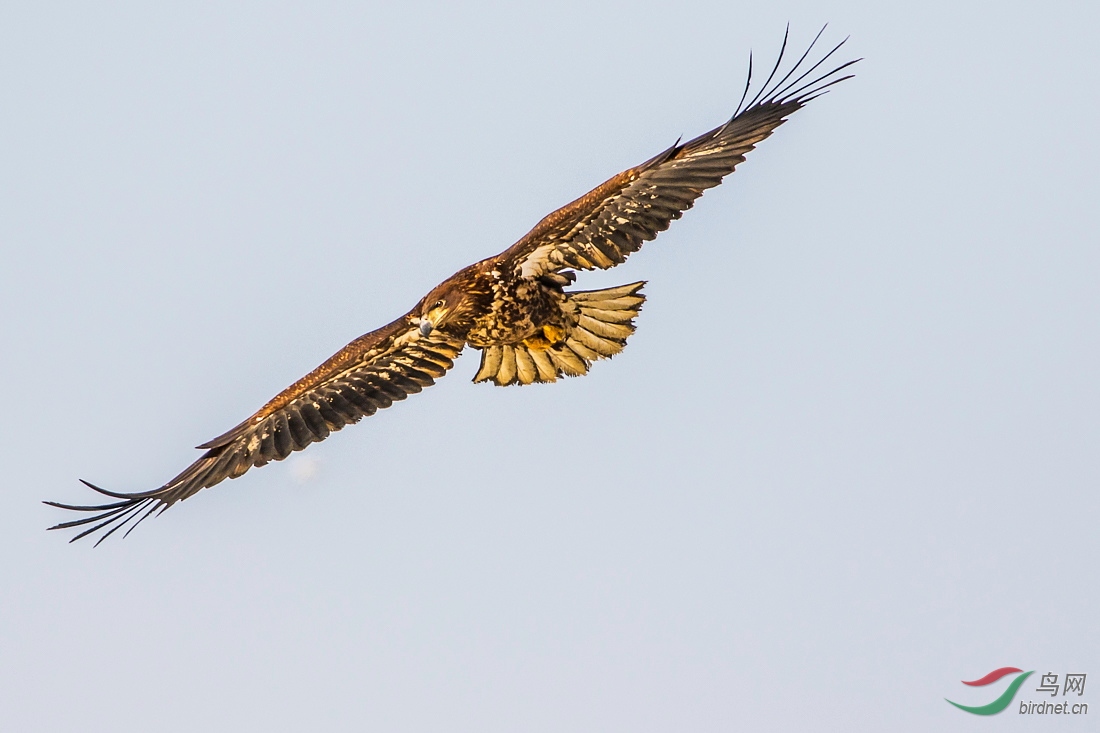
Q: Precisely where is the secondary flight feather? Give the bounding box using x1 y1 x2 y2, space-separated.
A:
48 28 857 544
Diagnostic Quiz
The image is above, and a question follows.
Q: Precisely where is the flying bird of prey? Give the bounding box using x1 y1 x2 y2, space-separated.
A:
48 29 857 544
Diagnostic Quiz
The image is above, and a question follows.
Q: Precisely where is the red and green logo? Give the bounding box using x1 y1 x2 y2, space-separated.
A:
946 667 1034 715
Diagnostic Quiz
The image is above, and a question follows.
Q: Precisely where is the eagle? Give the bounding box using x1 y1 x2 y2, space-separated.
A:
48 29 856 544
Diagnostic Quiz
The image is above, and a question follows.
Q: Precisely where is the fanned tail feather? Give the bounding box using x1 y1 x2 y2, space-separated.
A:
473 282 645 386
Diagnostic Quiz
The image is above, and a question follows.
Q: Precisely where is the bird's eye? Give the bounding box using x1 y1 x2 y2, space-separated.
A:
434 300 445 309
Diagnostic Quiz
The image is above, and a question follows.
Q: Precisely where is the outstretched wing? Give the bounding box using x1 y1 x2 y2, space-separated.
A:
503 28 857 279
47 314 464 545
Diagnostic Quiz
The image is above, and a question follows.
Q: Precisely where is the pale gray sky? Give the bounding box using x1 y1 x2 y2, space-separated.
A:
2 2 1097 731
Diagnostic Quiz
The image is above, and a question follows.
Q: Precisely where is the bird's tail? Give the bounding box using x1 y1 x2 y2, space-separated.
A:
473 281 645 386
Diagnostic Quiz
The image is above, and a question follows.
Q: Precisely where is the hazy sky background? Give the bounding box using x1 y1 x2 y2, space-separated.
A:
2 2 1097 731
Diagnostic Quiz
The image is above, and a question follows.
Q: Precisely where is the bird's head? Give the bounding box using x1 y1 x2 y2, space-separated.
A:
416 281 474 337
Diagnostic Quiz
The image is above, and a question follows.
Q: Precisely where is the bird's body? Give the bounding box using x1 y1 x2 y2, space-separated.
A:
49 29 857 544
443 261 566 350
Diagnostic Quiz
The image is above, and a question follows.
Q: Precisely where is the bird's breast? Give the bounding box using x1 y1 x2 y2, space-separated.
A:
464 278 568 348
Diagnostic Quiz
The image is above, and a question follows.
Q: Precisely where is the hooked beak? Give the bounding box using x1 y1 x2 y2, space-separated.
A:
418 319 434 337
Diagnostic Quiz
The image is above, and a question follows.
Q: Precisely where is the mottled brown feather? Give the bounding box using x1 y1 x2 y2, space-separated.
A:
500 101 803 280
47 316 463 544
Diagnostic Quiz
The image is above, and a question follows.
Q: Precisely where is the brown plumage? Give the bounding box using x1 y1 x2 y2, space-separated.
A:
47 29 857 544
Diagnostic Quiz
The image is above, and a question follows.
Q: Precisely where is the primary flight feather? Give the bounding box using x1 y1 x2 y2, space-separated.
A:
48 28 857 544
